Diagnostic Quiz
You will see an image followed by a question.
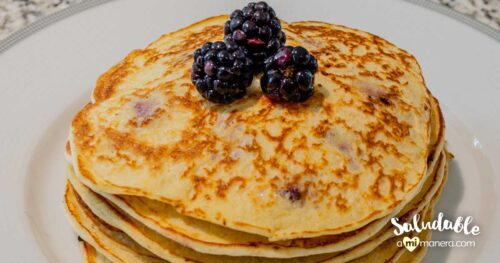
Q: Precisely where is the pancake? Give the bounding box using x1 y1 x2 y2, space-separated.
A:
65 145 447 261
349 207 433 263
351 150 451 263
80 240 112 263
66 148 447 263
64 93 443 258
75 209 433 263
398 231 431 263
65 141 444 259
64 178 439 263
69 15 433 241
64 186 165 263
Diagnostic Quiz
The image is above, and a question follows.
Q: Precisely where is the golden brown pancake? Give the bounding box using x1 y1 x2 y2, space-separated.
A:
79 240 112 263
64 163 444 263
69 16 434 241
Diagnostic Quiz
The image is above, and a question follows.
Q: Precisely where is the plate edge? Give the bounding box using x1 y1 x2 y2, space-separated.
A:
0 0 115 55
405 0 500 42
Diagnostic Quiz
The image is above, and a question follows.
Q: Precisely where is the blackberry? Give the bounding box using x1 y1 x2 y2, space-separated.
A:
224 1 286 70
191 41 254 103
260 46 318 102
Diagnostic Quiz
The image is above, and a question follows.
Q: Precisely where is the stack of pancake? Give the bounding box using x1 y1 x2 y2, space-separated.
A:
64 16 450 263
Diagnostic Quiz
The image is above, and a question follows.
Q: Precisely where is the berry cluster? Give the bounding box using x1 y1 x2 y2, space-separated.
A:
191 1 318 104
261 46 318 102
191 41 254 103
223 1 285 70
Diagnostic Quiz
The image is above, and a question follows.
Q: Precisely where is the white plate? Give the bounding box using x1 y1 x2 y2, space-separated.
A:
0 0 499 262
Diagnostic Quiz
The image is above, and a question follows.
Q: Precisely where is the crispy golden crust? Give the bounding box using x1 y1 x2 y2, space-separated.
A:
70 16 433 240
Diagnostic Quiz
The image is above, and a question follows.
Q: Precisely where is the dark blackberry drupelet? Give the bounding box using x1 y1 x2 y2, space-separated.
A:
224 1 286 70
261 46 318 102
191 41 254 103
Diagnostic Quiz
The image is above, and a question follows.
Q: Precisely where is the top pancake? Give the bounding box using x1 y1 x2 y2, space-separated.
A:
70 15 432 240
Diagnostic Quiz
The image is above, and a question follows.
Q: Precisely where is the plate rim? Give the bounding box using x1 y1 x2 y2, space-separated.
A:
406 0 500 42
0 0 115 55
